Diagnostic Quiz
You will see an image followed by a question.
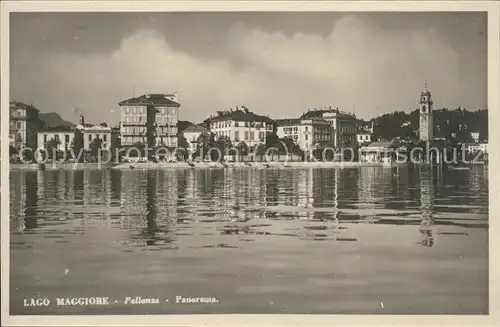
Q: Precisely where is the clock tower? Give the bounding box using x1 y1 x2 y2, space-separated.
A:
419 81 434 141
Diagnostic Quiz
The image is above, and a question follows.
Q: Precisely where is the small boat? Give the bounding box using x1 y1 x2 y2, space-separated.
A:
187 161 196 167
129 165 135 169
244 162 252 167
221 162 229 168
262 163 271 168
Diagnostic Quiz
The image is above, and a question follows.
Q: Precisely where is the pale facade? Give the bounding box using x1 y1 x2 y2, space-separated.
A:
276 118 332 151
356 133 372 145
76 124 112 150
119 93 180 147
471 132 480 143
37 128 75 152
208 108 274 148
322 110 358 147
9 101 40 150
183 125 209 153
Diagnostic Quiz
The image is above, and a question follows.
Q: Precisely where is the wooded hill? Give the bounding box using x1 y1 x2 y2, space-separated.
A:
367 108 488 143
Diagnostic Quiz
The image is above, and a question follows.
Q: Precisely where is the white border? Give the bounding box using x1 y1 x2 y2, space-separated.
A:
1 1 499 326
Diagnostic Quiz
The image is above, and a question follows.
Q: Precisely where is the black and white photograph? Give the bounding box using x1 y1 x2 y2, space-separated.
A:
2 1 499 325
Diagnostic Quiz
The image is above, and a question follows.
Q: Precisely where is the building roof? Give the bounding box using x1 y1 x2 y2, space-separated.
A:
10 101 40 113
38 126 74 133
276 118 302 126
207 107 274 124
183 124 209 133
300 108 357 120
118 93 180 107
76 123 111 131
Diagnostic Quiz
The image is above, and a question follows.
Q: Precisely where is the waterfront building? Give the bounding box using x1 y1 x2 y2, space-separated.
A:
356 133 372 146
470 132 480 143
419 82 434 141
75 117 112 150
359 141 399 163
118 93 180 147
206 106 274 149
183 124 210 154
276 118 333 152
319 109 358 148
37 126 75 152
9 101 41 150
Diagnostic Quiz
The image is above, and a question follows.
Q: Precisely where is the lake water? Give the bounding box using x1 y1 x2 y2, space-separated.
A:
9 165 488 314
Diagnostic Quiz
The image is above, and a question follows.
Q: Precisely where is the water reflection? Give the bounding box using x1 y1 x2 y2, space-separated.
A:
9 166 488 249
419 166 435 247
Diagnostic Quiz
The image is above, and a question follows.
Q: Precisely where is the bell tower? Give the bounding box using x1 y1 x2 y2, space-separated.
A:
419 81 434 141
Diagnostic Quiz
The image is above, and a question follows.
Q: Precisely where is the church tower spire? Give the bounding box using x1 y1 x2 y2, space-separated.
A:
419 82 434 141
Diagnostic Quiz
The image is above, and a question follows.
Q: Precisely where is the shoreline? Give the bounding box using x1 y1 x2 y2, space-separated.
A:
9 163 117 171
9 161 488 171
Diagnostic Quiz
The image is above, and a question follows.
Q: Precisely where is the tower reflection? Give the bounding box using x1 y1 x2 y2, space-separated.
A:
419 166 435 247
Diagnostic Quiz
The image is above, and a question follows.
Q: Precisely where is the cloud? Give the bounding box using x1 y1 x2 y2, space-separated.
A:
10 14 469 126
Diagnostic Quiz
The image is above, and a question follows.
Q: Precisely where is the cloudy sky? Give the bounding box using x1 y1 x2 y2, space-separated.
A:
10 12 487 125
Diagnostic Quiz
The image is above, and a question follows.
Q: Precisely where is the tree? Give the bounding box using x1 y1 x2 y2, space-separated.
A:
72 130 85 162
265 132 279 149
177 135 190 160
196 132 215 160
255 143 266 161
46 138 61 160
236 141 249 161
9 145 18 156
89 137 104 162
214 136 233 161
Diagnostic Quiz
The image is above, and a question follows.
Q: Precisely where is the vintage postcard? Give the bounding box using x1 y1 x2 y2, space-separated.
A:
1 1 499 326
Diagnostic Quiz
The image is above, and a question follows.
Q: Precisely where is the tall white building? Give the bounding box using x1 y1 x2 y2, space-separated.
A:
207 107 274 149
118 93 180 147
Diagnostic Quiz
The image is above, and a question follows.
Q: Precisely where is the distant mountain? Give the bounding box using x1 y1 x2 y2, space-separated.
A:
39 112 75 128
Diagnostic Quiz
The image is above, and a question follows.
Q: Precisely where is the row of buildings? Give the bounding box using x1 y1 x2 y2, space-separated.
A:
9 101 117 155
9 84 487 162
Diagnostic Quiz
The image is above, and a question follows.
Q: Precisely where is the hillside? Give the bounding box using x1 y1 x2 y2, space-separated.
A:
368 108 488 143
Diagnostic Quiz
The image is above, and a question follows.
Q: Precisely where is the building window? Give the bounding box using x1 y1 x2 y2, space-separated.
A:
88 134 92 142
43 134 47 144
244 131 249 140
235 131 240 142
259 132 264 140
305 135 308 140
104 134 107 142
250 132 255 140
65 135 69 143
17 122 21 129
